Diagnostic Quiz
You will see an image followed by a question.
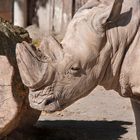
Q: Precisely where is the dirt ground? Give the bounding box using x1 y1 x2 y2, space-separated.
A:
39 86 137 140
7 86 137 140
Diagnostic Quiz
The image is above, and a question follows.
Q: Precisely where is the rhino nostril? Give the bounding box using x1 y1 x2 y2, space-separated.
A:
44 96 55 106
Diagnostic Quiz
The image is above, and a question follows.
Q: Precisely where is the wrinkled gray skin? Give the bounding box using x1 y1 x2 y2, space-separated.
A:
16 0 140 139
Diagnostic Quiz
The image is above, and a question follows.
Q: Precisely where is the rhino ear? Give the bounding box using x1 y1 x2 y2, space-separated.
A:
93 0 123 32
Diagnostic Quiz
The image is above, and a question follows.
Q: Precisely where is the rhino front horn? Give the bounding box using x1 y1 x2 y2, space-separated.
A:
16 41 55 90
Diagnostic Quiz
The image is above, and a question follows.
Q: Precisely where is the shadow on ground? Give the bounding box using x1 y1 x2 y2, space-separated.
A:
5 120 132 140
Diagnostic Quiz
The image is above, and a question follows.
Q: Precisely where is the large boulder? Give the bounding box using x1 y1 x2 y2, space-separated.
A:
0 18 41 139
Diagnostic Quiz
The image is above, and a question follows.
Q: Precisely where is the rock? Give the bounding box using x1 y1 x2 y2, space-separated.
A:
0 18 41 138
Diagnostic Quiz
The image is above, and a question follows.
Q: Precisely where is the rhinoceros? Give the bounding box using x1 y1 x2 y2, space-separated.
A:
0 18 41 138
16 0 140 139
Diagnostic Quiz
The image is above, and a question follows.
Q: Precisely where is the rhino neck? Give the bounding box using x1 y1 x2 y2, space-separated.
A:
98 30 129 92
98 5 139 92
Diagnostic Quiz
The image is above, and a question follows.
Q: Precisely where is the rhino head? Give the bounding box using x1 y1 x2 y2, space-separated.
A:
16 0 124 112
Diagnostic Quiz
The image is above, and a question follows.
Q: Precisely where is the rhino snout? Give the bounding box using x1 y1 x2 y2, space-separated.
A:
28 89 62 113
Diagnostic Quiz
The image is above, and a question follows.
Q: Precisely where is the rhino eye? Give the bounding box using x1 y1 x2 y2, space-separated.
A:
71 67 80 71
70 66 81 75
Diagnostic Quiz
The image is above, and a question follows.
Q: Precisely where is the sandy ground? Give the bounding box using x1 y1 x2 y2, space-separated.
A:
38 86 137 140
6 86 137 140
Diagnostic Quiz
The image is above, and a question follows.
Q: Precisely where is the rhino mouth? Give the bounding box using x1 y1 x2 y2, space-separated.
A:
29 91 61 112
28 85 73 113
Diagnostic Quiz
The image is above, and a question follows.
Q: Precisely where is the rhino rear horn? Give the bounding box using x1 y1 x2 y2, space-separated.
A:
38 36 63 61
46 36 63 61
